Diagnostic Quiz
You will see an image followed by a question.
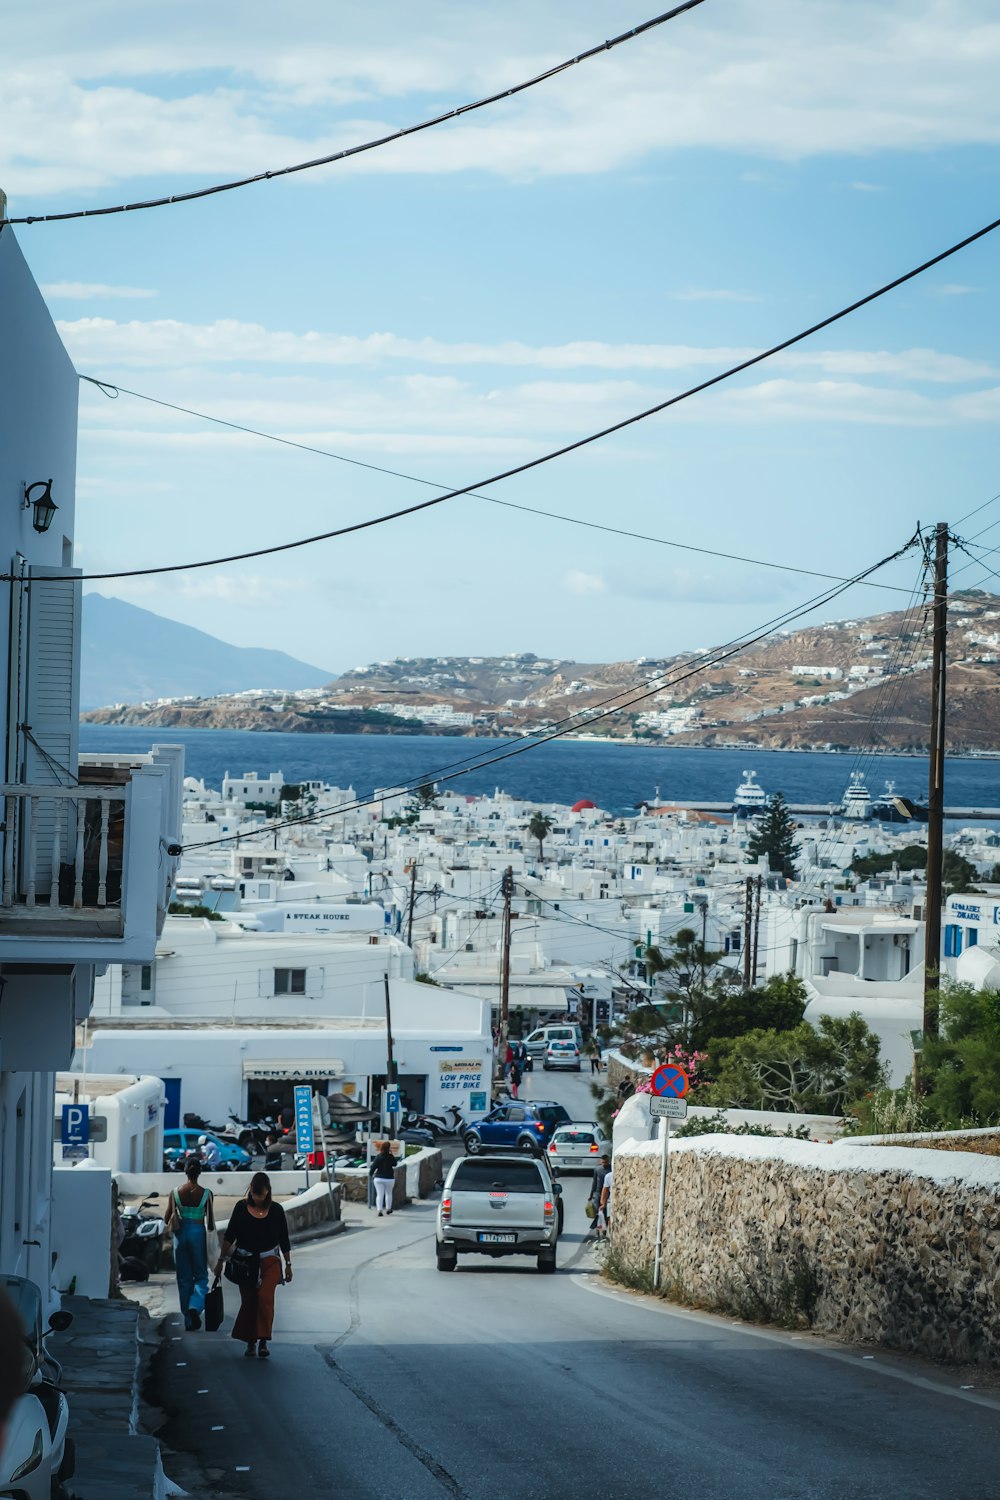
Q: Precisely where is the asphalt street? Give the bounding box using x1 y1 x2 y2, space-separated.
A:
151 1064 1000 1500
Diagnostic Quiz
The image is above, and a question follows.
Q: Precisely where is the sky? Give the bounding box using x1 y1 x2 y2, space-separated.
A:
4 0 1000 674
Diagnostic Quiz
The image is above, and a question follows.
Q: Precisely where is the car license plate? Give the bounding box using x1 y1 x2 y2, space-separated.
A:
477 1232 516 1244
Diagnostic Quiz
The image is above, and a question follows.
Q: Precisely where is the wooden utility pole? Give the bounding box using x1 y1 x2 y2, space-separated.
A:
496 867 514 1093
751 874 762 988
383 972 397 1138
924 522 949 1040
406 859 418 948
742 876 753 989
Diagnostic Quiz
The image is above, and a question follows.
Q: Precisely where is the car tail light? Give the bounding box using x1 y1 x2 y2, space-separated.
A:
590 1143 599 1153
548 1141 557 1152
544 1199 554 1222
441 1196 451 1225
534 1121 545 1131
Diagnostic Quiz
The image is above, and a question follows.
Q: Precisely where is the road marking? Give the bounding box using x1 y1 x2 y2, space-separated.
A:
573 1275 1000 1412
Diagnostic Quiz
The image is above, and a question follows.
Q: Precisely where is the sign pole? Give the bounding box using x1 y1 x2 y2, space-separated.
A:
653 1115 670 1290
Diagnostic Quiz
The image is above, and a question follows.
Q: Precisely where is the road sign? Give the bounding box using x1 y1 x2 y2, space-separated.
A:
650 1096 687 1120
61 1104 90 1146
293 1085 315 1154
650 1062 689 1098
383 1087 401 1115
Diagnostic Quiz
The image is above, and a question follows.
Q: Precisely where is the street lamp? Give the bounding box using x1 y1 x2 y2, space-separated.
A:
22 479 58 534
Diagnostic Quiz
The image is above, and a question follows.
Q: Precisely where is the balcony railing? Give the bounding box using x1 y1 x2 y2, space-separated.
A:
1 783 127 928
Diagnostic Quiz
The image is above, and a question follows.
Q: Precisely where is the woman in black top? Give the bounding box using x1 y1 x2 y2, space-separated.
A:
214 1173 292 1357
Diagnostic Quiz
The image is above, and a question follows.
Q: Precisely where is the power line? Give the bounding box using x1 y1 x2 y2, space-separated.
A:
77 377 917 595
181 530 922 851
49 207 1000 586
0 2 706 227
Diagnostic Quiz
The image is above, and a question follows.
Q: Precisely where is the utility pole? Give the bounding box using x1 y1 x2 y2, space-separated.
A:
495 867 514 1094
742 876 753 989
751 874 762 988
699 898 708 989
406 859 418 948
383 972 397 1139
924 521 949 1041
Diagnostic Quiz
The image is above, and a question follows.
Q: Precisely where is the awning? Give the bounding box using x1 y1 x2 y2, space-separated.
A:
447 984 570 1011
243 1059 344 1081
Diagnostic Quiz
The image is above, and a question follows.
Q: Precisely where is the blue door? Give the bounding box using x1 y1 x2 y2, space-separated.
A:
501 1107 527 1145
480 1106 507 1145
162 1078 182 1130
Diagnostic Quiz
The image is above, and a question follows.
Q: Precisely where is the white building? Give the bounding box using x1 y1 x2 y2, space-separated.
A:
0 226 183 1303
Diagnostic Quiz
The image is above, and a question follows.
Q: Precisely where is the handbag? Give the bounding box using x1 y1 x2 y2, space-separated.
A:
204 1279 224 1332
223 1248 259 1287
584 1200 597 1220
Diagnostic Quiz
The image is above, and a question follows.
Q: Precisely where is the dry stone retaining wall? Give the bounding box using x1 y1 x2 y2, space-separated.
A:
612 1135 1000 1366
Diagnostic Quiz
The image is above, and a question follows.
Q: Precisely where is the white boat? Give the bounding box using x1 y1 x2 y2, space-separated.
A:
841 772 872 820
733 770 768 817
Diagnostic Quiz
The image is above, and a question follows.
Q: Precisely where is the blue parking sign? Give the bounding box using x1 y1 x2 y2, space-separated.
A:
294 1085 315 1154
61 1104 90 1146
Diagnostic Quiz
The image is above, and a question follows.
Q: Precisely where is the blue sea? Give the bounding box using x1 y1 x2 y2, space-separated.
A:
78 726 1000 819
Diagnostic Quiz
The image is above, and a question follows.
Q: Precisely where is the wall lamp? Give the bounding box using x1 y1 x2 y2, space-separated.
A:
22 479 58 534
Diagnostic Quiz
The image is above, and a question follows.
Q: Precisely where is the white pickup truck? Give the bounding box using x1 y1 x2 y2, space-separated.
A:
436 1153 562 1273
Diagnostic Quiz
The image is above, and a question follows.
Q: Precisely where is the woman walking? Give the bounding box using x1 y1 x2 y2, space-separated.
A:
370 1143 396 1216
214 1173 291 1358
164 1157 215 1331
509 1059 522 1100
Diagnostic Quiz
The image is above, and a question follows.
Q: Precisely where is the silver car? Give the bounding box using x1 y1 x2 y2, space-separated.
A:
436 1152 562 1273
545 1122 610 1173
543 1039 582 1071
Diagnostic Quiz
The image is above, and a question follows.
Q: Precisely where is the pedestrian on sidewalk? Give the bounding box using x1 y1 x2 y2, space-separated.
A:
214 1172 291 1359
509 1059 522 1100
585 1034 603 1074
370 1143 396 1216
164 1157 216 1330
589 1153 611 1238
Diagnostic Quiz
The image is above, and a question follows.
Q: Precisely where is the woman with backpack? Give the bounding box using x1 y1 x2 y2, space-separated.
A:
164 1156 216 1331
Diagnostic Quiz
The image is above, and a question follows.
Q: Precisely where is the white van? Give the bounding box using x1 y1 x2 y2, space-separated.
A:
523 1023 583 1061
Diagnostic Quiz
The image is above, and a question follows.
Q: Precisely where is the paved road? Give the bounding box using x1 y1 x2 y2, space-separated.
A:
152 1067 1000 1500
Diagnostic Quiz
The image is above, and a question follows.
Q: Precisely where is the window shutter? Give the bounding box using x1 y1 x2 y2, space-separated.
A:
305 967 323 998
20 568 81 894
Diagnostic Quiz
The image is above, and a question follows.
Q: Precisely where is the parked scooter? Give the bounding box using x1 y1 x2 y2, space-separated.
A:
119 1198 166 1273
0 1275 74 1500
409 1104 466 1139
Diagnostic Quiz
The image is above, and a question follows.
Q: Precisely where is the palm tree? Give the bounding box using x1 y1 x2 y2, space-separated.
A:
528 811 553 861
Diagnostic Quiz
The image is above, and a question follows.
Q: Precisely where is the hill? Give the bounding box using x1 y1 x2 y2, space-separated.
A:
80 595 334 709
81 592 1000 752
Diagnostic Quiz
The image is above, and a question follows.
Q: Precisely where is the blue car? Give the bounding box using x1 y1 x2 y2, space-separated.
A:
163 1128 252 1172
462 1101 571 1157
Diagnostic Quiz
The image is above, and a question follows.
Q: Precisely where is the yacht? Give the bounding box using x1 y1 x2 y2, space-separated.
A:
841 772 872 820
733 770 768 818
870 780 928 824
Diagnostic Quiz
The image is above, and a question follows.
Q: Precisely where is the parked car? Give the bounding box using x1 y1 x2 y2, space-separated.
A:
543 1039 581 1071
436 1152 563 1273
546 1122 610 1172
463 1101 570 1157
162 1128 252 1171
522 1023 583 1060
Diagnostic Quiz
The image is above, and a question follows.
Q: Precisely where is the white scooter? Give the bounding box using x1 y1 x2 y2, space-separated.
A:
0 1275 74 1500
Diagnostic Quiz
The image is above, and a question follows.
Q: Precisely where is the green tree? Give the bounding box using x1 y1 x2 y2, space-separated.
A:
745 792 799 878
942 849 982 898
920 983 1000 1127
699 973 808 1049
404 782 441 822
851 844 926 878
610 929 726 1055
702 1013 885 1114
528 811 554 861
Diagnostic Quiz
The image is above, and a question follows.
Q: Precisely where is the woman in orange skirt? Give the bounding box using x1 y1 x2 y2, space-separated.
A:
214 1173 292 1358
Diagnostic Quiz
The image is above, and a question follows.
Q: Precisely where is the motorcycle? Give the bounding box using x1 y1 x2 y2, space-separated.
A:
407 1104 466 1139
119 1198 166 1273
0 1275 74 1500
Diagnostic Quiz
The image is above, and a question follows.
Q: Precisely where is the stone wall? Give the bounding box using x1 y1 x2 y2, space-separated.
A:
335 1146 442 1206
611 1135 1000 1366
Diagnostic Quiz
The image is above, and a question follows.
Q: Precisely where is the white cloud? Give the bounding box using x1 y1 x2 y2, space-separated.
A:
61 316 998 384
848 180 884 192
4 2 1000 198
564 570 606 596
928 283 980 297
41 282 156 300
